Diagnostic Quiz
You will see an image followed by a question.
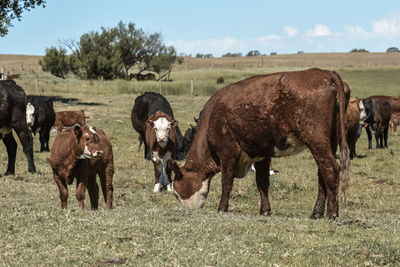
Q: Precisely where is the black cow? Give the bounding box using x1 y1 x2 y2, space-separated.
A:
131 92 195 161
0 80 35 175
360 98 391 149
26 95 56 152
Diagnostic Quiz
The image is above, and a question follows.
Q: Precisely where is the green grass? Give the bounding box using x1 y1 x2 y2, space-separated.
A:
1 66 400 266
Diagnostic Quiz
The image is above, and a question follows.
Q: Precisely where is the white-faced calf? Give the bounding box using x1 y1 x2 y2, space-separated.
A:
145 111 180 193
50 125 103 209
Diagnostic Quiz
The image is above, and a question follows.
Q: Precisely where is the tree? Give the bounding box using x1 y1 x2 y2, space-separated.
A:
386 47 400 53
350 48 369 53
151 46 177 81
246 50 260 57
0 0 46 37
39 47 70 79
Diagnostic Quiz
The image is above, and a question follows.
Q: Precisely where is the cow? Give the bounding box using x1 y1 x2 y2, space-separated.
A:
390 112 400 135
365 95 400 114
172 68 350 219
216 77 225 84
87 129 114 209
26 95 56 152
145 111 181 192
131 92 195 161
49 125 103 209
346 97 363 159
131 73 156 81
359 98 391 149
53 110 86 133
0 80 35 175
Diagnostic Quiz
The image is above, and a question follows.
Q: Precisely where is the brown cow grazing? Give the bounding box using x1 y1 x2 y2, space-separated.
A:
145 111 180 193
53 110 86 133
346 97 362 159
390 112 400 135
172 68 349 219
216 77 225 84
50 125 103 209
87 129 114 209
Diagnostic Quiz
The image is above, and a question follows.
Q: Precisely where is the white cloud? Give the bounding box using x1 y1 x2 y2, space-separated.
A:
372 16 400 36
283 26 298 37
306 24 332 37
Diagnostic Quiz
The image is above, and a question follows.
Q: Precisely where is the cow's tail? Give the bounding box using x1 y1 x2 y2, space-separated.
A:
333 71 350 205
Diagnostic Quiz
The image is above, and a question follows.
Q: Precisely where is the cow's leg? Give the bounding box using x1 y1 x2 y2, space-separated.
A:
166 165 173 192
309 144 340 219
53 174 68 209
2 132 17 175
365 126 372 149
13 126 35 173
75 177 87 210
152 161 162 193
39 128 46 152
41 126 51 151
254 158 271 216
383 126 389 148
98 166 113 209
87 173 99 210
218 158 237 213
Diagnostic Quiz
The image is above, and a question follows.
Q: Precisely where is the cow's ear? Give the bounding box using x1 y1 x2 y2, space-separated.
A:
171 120 178 128
74 125 82 141
145 120 154 128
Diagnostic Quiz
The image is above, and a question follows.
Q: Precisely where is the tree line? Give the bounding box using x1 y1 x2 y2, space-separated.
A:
40 21 183 81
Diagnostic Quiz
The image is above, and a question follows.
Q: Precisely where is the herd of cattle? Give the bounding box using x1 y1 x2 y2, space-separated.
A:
0 67 399 219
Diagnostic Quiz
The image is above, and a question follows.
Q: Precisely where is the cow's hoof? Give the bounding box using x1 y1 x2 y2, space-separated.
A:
260 211 271 216
310 213 324 219
269 170 275 175
3 171 14 176
166 183 172 192
153 183 161 193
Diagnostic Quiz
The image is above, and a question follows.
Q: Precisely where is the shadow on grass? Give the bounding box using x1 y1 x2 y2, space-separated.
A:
49 96 104 106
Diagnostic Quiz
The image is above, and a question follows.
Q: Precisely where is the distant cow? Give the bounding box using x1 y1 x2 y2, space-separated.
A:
53 110 86 133
346 97 362 159
49 125 103 209
131 73 156 81
172 68 349 219
0 80 35 175
366 95 400 114
216 77 225 84
131 92 194 161
145 111 181 192
87 129 114 209
359 98 391 149
26 95 55 152
390 112 400 135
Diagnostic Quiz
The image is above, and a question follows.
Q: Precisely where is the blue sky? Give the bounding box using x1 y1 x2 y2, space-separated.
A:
1 0 400 56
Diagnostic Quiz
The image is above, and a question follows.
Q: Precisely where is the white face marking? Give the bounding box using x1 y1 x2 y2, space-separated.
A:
153 117 171 146
274 135 306 157
173 179 210 209
359 101 367 121
26 102 35 127
89 127 97 134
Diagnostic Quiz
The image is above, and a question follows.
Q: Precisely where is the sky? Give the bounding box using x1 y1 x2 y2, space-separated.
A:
1 0 400 56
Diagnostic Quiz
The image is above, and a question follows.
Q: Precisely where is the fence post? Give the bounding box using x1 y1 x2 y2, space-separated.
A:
35 73 39 94
190 79 194 96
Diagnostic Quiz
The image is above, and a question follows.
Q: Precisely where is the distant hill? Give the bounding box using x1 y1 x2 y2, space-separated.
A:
1 52 400 74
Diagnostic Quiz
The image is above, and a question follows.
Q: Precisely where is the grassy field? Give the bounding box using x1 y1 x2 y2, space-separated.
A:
0 54 400 265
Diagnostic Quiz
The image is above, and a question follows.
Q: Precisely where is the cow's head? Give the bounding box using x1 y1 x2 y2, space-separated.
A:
146 111 177 148
359 99 370 121
26 102 35 129
75 125 103 159
172 168 210 209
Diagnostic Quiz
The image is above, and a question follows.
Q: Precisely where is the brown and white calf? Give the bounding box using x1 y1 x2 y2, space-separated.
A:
390 112 400 135
49 125 103 209
87 129 114 209
172 68 350 219
145 111 180 193
346 97 362 159
53 110 86 133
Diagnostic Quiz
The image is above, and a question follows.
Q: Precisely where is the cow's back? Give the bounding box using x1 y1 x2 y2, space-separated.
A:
195 68 343 158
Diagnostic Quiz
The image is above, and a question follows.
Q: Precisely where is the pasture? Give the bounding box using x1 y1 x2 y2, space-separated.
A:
1 55 400 265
